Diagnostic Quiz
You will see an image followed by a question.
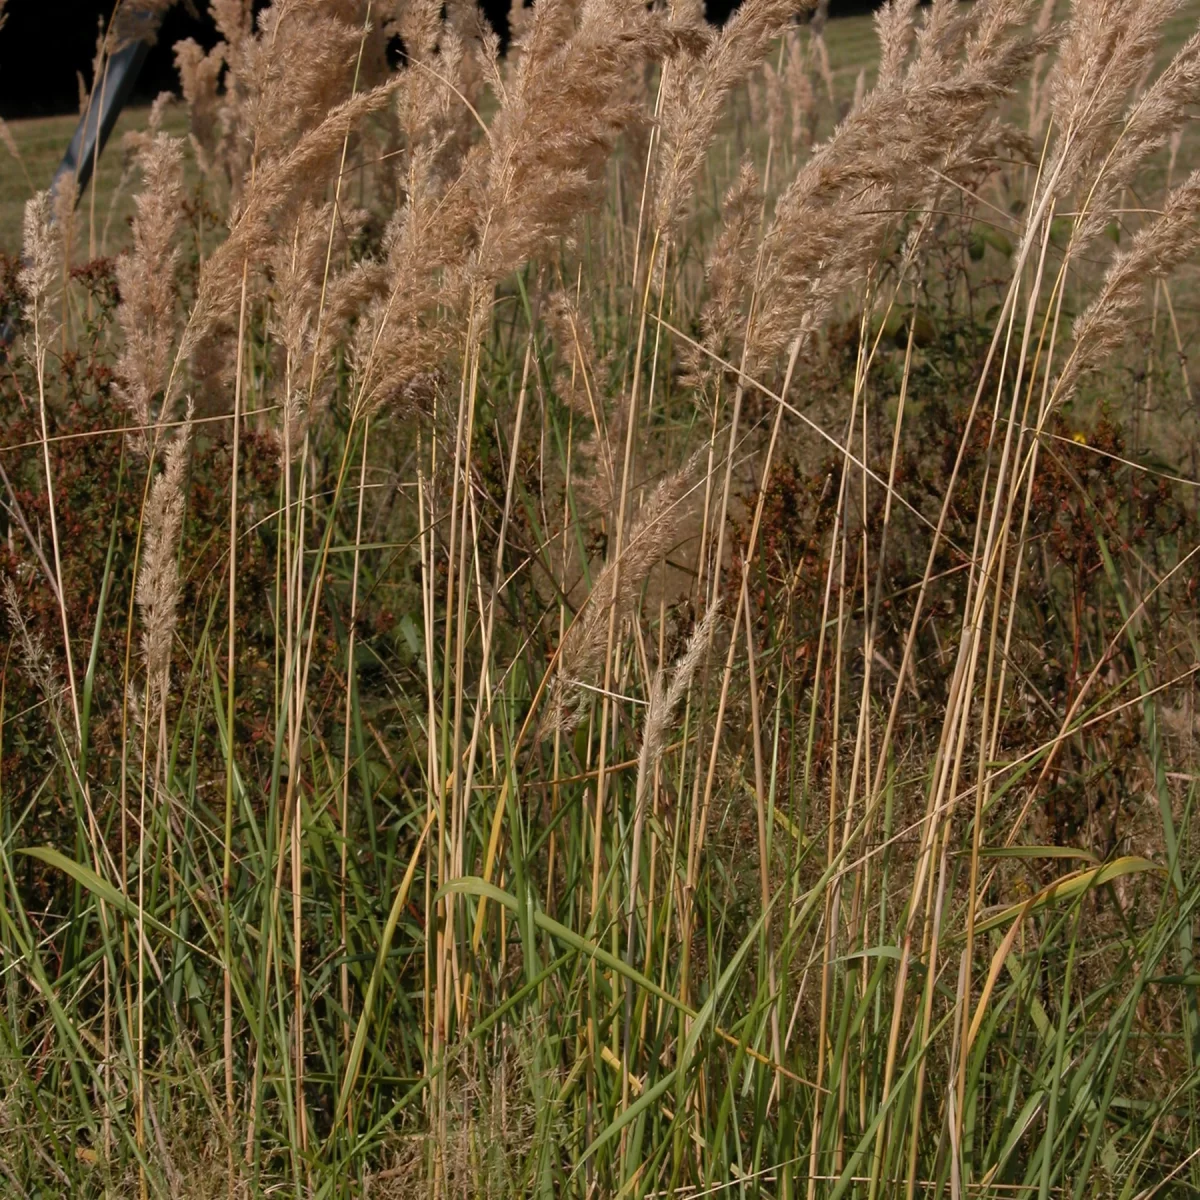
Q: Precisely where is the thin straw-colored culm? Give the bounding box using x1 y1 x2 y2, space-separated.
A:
5 0 1200 1193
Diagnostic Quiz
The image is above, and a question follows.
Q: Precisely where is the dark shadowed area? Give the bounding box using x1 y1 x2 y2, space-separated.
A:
0 0 879 118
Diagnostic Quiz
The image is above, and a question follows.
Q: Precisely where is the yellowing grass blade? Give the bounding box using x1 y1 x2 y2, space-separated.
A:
965 858 1164 1142
973 856 1162 938
967 895 1038 1055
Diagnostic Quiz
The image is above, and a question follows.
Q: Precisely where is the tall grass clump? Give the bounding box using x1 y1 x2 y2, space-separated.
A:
4 0 1200 1194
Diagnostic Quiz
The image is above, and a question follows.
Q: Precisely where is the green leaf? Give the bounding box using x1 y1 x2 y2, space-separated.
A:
334 810 434 1126
442 877 685 1017
19 847 216 964
981 226 1014 257
979 845 1099 864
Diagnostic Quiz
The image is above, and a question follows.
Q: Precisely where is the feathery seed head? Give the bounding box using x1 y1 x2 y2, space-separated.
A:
2 578 63 728
137 407 193 706
544 453 703 735
634 601 720 816
473 0 706 285
654 0 808 244
1060 169 1200 404
749 0 1041 364
115 132 185 451
20 192 59 327
685 160 763 396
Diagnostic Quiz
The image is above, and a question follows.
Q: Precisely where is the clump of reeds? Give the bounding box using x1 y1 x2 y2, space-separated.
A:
6 0 1200 1195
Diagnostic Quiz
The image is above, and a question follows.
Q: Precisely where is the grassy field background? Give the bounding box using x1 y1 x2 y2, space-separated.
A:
6 1 1200 245
0 7 901 252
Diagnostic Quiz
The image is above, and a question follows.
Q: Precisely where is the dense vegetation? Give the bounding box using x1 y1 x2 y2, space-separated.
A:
4 0 1200 1195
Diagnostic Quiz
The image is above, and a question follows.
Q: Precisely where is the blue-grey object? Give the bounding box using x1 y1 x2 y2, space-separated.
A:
2 6 164 346
53 9 163 200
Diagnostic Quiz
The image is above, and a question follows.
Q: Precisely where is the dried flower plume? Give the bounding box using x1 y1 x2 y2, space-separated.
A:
137 407 193 706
